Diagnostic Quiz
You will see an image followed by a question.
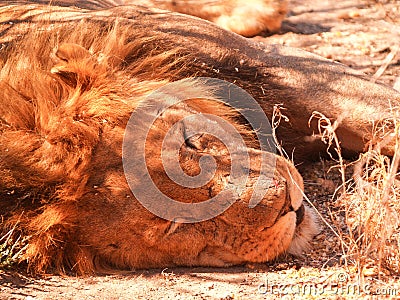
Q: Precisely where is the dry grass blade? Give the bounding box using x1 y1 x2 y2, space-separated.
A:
271 104 290 158
309 112 347 195
0 213 30 269
308 108 400 279
371 45 400 83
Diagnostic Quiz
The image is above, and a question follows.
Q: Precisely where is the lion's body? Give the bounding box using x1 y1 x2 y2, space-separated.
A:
128 0 288 36
0 2 399 274
9 0 288 36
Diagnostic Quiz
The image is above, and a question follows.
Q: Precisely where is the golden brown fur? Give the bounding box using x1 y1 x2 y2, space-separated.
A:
3 1 398 159
1 2 400 275
0 3 317 274
130 0 288 36
14 0 288 36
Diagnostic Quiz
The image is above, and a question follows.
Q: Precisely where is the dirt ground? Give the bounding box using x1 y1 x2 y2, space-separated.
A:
1 0 400 299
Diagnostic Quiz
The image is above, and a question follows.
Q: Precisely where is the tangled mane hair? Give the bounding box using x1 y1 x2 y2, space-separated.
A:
0 18 191 273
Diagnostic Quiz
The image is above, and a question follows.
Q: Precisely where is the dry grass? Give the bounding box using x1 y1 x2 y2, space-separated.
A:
309 109 400 281
0 215 29 269
272 103 400 281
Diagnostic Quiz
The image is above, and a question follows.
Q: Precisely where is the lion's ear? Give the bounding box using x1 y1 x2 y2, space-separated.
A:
55 43 91 62
51 43 95 88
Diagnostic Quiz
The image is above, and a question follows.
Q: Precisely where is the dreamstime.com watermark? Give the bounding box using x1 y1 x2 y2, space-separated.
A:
257 272 399 297
122 77 276 222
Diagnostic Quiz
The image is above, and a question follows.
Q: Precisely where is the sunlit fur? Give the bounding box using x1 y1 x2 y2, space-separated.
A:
0 4 318 274
130 0 288 36
14 0 288 36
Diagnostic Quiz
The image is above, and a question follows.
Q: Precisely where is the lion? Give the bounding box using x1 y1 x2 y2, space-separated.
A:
0 2 315 274
18 0 288 36
129 0 289 36
1 2 399 275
